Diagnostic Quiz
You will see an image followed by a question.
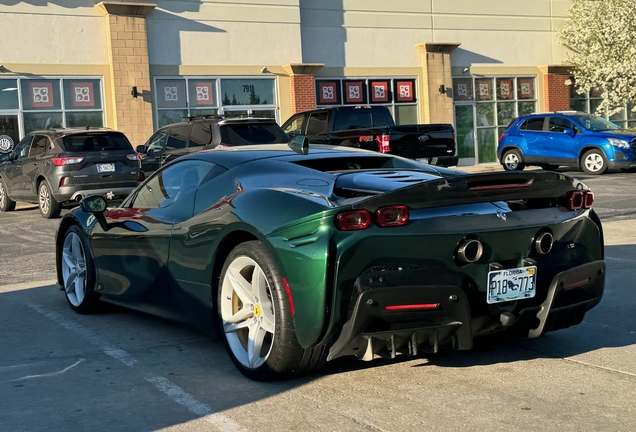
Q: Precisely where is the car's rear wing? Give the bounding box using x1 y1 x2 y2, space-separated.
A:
352 171 586 212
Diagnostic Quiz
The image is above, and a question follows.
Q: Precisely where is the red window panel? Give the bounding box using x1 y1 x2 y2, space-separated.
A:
29 82 54 108
70 82 95 108
369 81 390 103
317 81 339 104
191 81 214 106
344 81 365 104
395 80 415 102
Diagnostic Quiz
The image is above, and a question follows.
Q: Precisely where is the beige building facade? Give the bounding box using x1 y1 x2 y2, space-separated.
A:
0 0 583 165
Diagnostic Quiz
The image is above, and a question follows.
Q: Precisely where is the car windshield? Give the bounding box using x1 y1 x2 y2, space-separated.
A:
220 123 289 145
62 133 133 152
570 114 619 132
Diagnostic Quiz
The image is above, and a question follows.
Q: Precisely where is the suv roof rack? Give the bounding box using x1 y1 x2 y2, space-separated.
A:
184 114 225 122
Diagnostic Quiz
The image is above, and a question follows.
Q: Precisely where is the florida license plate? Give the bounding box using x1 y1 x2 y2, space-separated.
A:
487 266 537 304
97 163 115 173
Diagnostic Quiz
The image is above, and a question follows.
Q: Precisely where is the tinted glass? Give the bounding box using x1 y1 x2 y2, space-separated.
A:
282 115 306 137
521 117 545 131
189 123 213 147
371 108 396 127
29 135 48 157
548 117 575 133
61 133 133 152
571 114 619 132
333 112 373 131
132 160 213 221
220 123 289 145
166 126 190 151
146 131 168 153
306 112 329 135
13 136 33 160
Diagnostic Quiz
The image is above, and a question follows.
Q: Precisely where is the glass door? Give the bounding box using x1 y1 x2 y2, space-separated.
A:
0 113 20 154
454 104 476 165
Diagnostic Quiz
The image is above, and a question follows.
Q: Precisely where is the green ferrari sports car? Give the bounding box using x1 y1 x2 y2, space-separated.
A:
56 140 605 381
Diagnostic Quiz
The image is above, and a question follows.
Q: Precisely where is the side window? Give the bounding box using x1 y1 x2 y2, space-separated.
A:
549 117 578 134
13 136 33 160
147 131 168 153
166 125 191 151
521 117 545 131
29 135 48 157
306 112 329 136
282 114 306 137
189 123 213 147
131 160 214 221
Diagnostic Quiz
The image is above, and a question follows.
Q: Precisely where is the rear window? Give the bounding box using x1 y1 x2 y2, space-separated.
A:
220 123 289 145
333 107 395 131
62 133 133 152
520 117 545 131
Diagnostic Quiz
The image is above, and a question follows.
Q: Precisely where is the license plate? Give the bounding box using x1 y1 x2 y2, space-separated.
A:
97 163 115 173
487 266 537 304
359 136 374 142
416 158 429 164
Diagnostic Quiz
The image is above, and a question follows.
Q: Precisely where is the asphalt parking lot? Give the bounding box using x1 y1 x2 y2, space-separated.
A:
1 167 635 431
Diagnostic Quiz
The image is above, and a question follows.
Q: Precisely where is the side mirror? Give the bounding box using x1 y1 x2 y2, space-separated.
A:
563 128 575 136
136 145 147 153
289 135 309 155
80 196 107 214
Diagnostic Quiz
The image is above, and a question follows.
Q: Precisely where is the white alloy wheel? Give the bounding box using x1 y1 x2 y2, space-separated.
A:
61 232 88 307
504 152 520 170
220 256 276 369
39 183 51 215
584 152 604 173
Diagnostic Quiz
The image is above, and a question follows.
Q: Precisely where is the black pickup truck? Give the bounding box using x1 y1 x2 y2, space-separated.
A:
281 106 457 166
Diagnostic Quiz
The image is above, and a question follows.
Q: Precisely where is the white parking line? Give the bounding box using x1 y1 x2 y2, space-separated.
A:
28 303 246 432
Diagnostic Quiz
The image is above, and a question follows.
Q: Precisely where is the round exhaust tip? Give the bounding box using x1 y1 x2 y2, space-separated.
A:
535 232 554 255
75 195 83 202
456 239 484 264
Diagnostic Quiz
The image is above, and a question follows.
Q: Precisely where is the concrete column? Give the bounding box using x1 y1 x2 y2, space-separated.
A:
96 1 156 145
540 66 572 112
282 63 324 114
416 43 460 125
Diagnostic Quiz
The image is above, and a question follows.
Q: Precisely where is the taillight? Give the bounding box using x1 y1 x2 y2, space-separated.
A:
375 205 409 227
335 210 371 231
52 156 85 166
385 303 439 311
138 171 145 181
126 153 141 161
59 177 68 187
498 133 507 143
376 134 390 153
564 190 594 210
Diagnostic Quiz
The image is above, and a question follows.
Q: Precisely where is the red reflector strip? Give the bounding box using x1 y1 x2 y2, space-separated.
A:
564 278 590 290
385 303 440 311
470 182 533 191
282 278 295 316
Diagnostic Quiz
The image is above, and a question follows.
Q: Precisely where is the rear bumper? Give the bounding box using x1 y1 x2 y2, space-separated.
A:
327 260 605 361
55 185 137 203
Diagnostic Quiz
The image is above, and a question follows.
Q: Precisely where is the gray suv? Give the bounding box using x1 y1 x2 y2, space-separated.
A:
0 128 143 218
137 116 290 175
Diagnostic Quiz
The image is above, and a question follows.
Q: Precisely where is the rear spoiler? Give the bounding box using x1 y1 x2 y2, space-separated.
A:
352 171 585 211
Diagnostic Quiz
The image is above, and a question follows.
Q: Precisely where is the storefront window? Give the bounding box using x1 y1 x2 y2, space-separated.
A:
315 77 419 125
154 77 277 128
0 80 19 110
453 76 537 164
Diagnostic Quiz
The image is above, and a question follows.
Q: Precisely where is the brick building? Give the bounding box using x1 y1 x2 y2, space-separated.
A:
0 0 597 165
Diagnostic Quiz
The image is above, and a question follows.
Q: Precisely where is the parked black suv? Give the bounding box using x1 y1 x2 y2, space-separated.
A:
0 128 143 218
137 116 290 174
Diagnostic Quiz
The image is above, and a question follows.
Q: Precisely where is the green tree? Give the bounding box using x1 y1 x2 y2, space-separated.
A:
248 88 261 105
222 93 231 105
558 0 636 116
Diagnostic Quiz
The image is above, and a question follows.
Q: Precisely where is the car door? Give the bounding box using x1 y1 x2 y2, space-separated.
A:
281 113 307 140
546 117 581 161
140 130 168 175
304 111 330 144
518 117 546 159
3 135 33 199
22 135 49 198
89 159 215 303
163 125 191 166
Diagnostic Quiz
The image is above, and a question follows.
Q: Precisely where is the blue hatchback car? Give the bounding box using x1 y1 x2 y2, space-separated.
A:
497 111 636 174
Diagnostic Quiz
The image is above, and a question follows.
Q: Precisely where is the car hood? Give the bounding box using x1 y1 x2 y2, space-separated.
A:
594 129 636 140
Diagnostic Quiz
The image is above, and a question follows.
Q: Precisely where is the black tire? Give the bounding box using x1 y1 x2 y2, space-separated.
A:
580 149 608 175
502 149 525 171
60 225 101 314
0 177 16 212
540 164 559 171
216 241 326 381
38 180 61 218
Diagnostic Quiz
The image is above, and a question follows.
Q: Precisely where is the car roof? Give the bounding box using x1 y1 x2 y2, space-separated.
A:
519 111 585 120
27 127 120 138
177 143 392 168
159 117 279 130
